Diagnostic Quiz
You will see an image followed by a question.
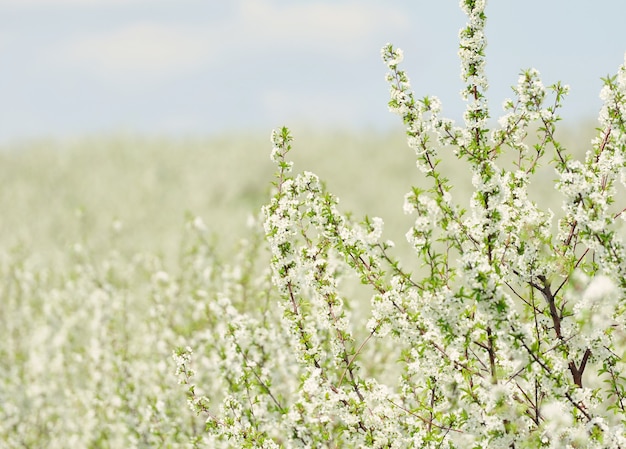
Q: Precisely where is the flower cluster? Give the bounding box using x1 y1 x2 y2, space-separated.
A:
459 0 489 138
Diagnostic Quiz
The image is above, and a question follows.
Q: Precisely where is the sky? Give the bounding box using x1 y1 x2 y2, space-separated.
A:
0 0 625 143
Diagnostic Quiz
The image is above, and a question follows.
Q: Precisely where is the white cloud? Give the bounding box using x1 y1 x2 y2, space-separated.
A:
231 0 408 54
51 22 212 81
42 0 409 85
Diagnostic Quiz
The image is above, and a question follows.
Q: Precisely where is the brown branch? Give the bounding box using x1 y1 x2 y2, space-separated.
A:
564 391 591 421
568 349 591 388
531 275 561 338
487 327 497 384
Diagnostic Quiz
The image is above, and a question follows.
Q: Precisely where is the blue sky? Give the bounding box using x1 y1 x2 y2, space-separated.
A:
1 0 625 143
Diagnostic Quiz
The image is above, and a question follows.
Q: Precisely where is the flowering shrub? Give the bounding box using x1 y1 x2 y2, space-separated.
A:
183 0 626 447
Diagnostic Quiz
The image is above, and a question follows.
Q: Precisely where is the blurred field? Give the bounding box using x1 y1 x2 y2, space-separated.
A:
0 122 601 447
0 122 596 264
0 130 415 267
